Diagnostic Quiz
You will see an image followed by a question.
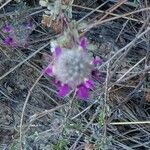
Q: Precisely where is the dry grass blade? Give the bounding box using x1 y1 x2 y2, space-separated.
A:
99 27 150 69
90 0 127 23
0 42 50 81
110 121 150 125
77 1 108 23
0 0 12 10
19 73 44 150
116 57 146 82
73 4 145 24
83 7 150 33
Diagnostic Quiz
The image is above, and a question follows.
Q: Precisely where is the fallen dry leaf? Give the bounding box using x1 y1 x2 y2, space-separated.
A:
41 14 63 33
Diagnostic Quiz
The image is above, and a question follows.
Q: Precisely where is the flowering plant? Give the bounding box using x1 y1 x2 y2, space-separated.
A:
44 37 102 99
2 20 35 48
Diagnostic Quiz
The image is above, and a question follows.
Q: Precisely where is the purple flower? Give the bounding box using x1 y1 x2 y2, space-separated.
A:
92 56 102 65
55 47 62 57
80 37 87 49
44 65 53 76
58 84 70 97
3 24 12 33
91 69 101 80
77 84 89 99
43 36 103 100
84 79 94 89
3 36 16 47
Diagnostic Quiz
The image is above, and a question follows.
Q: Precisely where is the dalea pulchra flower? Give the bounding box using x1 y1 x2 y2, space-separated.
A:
44 37 102 100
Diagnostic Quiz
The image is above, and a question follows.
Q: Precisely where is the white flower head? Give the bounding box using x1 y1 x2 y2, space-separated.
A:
53 48 92 88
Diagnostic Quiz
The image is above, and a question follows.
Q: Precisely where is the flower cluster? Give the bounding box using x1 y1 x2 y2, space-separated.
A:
44 37 102 100
2 20 34 48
